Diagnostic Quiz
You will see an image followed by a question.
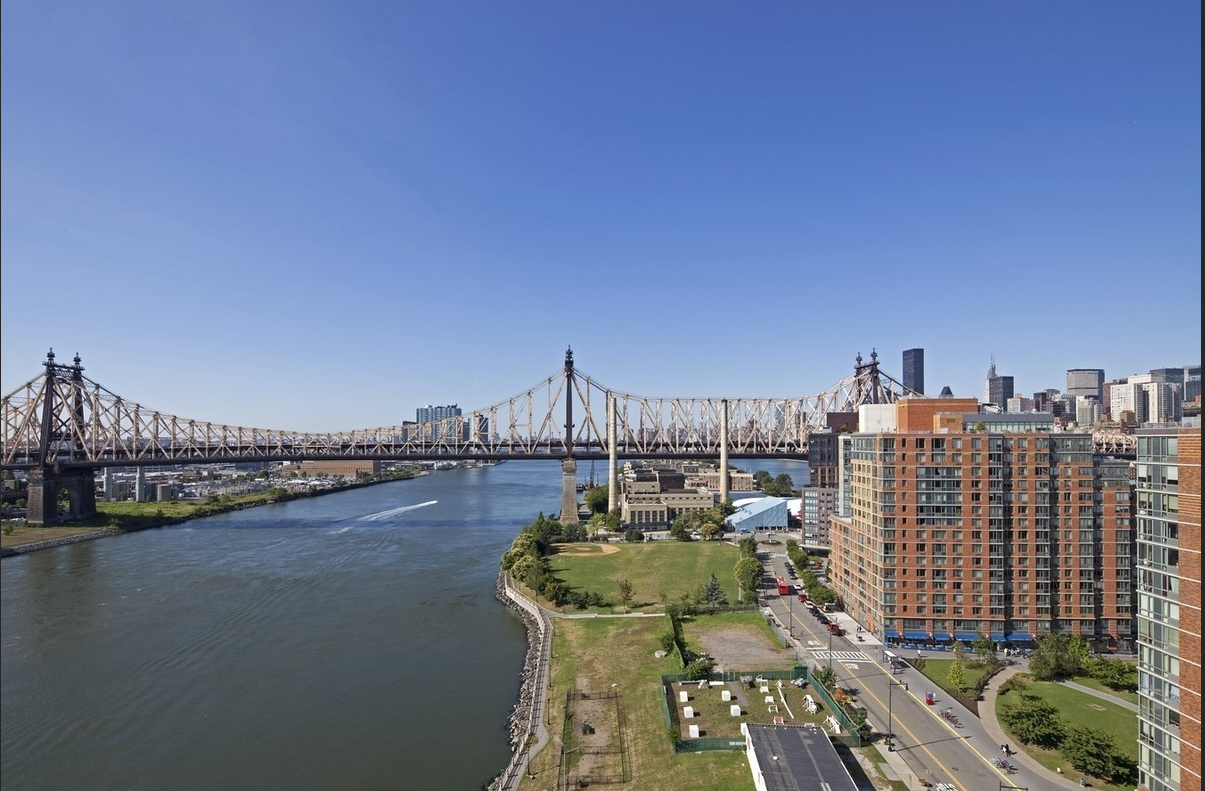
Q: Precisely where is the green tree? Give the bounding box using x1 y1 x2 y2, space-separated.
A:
1062 726 1137 784
812 666 836 690
583 485 609 514
684 657 715 681
1087 657 1138 692
616 577 634 609
698 572 728 607
948 660 967 691
700 521 721 541
669 514 693 541
623 528 644 542
971 635 997 665
737 535 758 558
1029 633 1084 680
999 696 1066 748
734 557 762 602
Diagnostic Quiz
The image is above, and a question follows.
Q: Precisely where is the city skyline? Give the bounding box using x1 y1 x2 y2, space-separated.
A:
2 2 1200 432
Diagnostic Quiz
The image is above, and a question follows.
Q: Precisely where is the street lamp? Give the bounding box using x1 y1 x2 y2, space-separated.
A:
828 629 833 672
887 678 907 751
787 589 793 638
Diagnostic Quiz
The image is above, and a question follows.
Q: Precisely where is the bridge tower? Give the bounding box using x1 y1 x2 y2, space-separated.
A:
559 348 579 524
26 350 98 525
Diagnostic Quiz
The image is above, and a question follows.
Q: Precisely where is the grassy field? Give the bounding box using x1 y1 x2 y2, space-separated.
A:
1070 674 1140 706
995 678 1138 791
543 540 743 611
518 615 757 791
909 657 997 703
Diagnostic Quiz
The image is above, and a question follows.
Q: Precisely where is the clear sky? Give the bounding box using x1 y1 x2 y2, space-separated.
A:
2 1 1200 432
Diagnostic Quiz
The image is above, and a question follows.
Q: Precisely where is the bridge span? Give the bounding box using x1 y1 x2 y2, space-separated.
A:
3 347 1134 525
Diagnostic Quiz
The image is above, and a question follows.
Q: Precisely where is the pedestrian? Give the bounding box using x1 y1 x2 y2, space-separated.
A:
1005 744 1011 756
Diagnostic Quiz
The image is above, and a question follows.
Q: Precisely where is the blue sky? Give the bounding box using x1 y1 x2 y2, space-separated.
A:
2 1 1200 432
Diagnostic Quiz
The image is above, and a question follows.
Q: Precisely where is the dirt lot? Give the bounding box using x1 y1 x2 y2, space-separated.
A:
693 625 795 672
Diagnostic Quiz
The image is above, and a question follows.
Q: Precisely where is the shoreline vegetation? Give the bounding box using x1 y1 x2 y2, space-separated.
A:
0 467 426 556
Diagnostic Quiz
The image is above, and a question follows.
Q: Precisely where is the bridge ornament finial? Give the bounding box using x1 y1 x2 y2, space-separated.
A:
565 346 574 373
870 348 878 364
855 352 863 367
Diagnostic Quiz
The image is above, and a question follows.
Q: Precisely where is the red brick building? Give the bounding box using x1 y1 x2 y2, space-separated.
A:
830 407 1134 651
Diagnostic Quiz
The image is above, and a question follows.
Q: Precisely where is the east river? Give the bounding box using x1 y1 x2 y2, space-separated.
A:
1 458 807 791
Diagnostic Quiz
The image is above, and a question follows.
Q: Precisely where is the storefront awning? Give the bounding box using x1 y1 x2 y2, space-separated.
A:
1006 633 1033 643
989 633 1005 642
884 631 902 639
903 630 929 641
953 632 979 642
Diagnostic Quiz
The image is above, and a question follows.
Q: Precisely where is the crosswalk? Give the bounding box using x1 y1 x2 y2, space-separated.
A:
808 649 870 662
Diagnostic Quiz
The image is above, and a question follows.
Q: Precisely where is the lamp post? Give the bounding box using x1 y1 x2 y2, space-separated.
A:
787 588 793 639
828 629 833 672
887 678 906 751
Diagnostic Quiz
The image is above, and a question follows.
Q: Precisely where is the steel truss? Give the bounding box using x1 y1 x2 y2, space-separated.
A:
1 348 1127 469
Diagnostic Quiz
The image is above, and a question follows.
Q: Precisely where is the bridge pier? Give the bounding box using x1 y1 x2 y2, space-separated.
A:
26 467 98 525
560 458 579 524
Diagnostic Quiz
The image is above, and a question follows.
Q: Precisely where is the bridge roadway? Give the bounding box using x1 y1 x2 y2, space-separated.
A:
762 550 1079 791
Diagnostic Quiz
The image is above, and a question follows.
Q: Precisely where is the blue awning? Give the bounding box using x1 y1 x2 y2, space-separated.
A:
931 633 951 642
989 633 1005 642
1006 633 1033 643
884 631 902 639
903 630 929 641
953 632 979 642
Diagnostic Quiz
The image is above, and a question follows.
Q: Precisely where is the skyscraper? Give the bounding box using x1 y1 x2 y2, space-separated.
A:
416 404 462 443
984 357 1015 409
1066 368 1105 401
903 348 925 395
1135 424 1201 791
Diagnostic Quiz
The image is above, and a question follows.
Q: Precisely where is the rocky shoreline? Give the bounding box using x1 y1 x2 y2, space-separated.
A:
487 571 549 791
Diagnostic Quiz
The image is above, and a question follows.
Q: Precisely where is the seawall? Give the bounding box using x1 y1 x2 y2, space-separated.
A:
488 571 551 791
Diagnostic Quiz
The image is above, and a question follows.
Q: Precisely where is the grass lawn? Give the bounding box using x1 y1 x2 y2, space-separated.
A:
544 541 743 612
1070 674 1140 707
996 677 1138 791
517 615 756 791
910 657 996 703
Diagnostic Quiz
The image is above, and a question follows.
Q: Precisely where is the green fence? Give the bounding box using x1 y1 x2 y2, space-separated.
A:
662 667 820 753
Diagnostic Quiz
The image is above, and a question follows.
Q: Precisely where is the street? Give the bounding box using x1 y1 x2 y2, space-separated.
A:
759 548 1069 791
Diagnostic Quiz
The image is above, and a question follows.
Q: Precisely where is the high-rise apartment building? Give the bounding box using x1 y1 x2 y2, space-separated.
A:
903 348 925 395
800 487 839 548
416 404 462 442
1067 368 1106 401
1136 424 1201 791
830 407 1134 651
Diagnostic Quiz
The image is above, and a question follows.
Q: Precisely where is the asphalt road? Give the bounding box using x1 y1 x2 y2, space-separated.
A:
760 549 1066 791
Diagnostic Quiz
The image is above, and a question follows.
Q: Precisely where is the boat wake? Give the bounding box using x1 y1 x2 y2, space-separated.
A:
358 501 438 522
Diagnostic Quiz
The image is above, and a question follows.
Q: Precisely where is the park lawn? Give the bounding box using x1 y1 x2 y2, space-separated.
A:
1070 674 1140 707
910 657 996 701
996 678 1138 791
546 540 742 612
517 615 755 791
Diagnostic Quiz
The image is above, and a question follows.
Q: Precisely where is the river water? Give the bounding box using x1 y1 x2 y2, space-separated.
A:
0 458 806 791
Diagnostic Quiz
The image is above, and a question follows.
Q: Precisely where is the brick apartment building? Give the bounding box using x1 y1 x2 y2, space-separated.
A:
829 399 1135 651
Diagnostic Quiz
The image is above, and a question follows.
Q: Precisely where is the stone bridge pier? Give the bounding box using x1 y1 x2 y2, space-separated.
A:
26 468 98 525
